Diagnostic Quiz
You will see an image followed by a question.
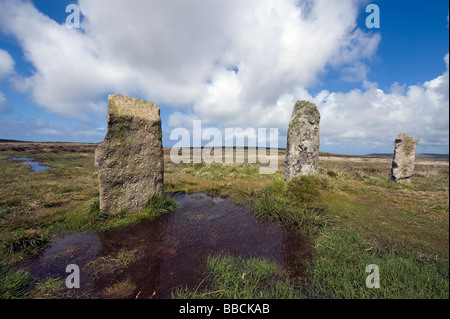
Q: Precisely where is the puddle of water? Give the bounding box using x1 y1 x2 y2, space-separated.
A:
23 193 310 299
9 157 51 172
24 233 100 296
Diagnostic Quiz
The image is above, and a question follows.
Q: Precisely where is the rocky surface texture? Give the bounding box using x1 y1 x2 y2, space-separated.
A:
95 94 164 214
390 132 418 184
284 100 321 181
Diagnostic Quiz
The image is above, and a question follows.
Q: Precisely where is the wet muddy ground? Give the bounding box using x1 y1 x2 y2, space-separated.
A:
23 192 310 298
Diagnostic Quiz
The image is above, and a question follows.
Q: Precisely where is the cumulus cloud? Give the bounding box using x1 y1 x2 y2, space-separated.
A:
0 0 115 119
0 48 14 113
0 0 378 120
0 48 14 80
0 0 447 152
310 53 449 153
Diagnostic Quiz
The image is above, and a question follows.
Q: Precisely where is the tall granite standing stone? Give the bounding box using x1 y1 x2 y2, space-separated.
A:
284 100 321 181
95 94 164 214
390 132 418 184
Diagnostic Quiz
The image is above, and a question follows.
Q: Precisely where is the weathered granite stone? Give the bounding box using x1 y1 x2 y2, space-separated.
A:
390 132 418 184
95 94 164 213
284 100 321 181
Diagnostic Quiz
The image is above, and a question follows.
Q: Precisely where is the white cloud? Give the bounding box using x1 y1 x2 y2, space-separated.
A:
0 48 14 80
0 0 116 119
0 0 378 120
0 1 447 152
0 91 7 113
310 53 449 152
0 48 14 113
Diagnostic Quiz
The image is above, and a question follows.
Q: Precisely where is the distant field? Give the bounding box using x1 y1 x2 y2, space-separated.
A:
0 139 31 143
1 141 448 161
366 152 449 161
0 142 448 299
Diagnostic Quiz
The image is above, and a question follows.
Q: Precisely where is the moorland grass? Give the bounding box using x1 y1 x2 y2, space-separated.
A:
302 228 449 299
0 147 448 299
172 253 300 299
169 152 448 299
0 260 32 299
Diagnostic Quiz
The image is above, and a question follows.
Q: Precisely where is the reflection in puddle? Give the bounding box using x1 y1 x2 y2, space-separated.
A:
9 157 51 172
24 193 310 298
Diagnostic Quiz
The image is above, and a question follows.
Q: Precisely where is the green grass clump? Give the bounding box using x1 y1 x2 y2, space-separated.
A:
172 254 299 299
56 194 178 233
251 176 330 236
252 191 328 237
99 194 178 230
0 229 51 260
145 194 178 214
285 175 330 204
85 249 140 279
30 277 70 299
0 260 32 299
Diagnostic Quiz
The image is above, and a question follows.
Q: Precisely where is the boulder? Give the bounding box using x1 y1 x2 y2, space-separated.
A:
284 100 321 181
95 94 164 213
390 132 418 184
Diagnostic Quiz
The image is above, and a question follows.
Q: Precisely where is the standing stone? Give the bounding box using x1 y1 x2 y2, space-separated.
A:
284 100 321 181
95 94 164 214
390 132 418 184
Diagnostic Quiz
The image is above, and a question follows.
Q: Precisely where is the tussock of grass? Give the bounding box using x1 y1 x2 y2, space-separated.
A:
102 279 137 299
0 260 32 299
285 175 330 204
61 194 178 233
145 194 178 214
98 194 178 230
252 193 328 237
85 249 140 279
0 229 51 261
30 277 70 299
251 176 331 236
172 254 299 299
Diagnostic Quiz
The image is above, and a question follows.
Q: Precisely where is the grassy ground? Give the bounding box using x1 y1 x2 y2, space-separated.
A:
171 254 300 299
0 145 448 298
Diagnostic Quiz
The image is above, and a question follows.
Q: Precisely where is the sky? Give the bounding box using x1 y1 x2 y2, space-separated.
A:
0 0 448 155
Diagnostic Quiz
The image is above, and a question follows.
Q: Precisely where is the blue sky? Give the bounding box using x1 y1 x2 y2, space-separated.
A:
0 0 448 155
